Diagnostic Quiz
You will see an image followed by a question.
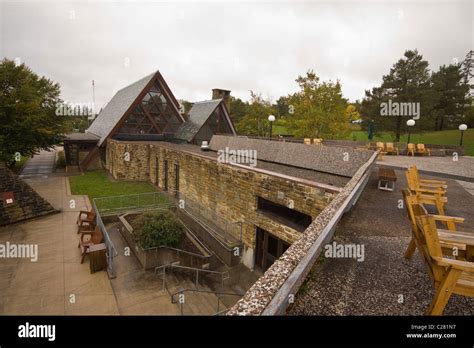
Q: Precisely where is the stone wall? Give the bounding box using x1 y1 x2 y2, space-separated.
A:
106 139 338 268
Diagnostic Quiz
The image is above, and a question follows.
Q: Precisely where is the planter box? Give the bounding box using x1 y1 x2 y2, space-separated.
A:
118 213 212 270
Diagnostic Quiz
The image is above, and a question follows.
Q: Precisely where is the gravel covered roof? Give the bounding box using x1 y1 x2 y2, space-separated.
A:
210 135 374 177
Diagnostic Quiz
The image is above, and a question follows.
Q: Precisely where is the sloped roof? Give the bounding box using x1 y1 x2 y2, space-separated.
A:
175 99 222 142
0 164 58 226
86 72 156 146
209 135 374 177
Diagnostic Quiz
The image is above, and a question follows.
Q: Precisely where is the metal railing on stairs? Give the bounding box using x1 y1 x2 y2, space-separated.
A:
154 263 230 292
170 288 243 316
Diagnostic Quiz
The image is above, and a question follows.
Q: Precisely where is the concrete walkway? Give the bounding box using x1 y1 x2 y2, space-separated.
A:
0 176 119 315
377 155 474 181
20 149 56 177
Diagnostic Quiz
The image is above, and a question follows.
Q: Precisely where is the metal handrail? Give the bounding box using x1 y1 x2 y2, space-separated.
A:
143 245 210 260
94 191 175 215
92 201 118 278
170 288 243 315
154 263 230 291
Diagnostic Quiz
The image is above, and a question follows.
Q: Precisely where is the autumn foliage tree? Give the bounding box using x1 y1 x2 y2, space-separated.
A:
285 70 351 139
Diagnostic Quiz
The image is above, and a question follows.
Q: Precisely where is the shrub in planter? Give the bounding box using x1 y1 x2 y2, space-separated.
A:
133 210 184 249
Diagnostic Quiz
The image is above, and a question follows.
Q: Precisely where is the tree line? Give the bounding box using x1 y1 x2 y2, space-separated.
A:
226 49 473 141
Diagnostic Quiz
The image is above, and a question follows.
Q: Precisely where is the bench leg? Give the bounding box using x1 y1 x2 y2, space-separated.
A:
404 238 417 259
426 267 461 315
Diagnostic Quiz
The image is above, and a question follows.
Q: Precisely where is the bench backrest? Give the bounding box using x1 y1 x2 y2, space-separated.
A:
417 144 426 151
416 215 446 283
386 142 395 150
91 225 104 244
376 142 384 150
407 143 415 150
405 170 418 191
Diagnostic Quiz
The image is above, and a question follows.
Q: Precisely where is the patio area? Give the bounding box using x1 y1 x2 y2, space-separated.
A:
288 167 474 315
0 176 119 314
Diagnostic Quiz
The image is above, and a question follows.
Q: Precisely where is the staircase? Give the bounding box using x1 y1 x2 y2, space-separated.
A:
163 271 230 315
155 263 244 315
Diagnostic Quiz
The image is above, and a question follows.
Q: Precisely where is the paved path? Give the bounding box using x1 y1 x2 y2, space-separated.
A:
377 155 474 181
20 149 56 177
0 176 120 315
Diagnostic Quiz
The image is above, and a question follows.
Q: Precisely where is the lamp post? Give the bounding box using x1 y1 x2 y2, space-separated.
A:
459 124 468 146
406 119 415 144
268 115 276 139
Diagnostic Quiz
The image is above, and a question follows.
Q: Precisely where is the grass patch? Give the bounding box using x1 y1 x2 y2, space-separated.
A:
348 128 474 156
69 170 159 200
69 170 169 213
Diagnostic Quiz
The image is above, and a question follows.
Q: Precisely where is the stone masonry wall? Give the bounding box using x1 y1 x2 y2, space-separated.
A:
106 139 338 267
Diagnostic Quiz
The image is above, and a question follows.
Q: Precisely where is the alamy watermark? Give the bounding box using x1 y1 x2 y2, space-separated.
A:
380 100 420 120
55 101 95 117
217 147 257 167
324 241 365 262
0 242 38 262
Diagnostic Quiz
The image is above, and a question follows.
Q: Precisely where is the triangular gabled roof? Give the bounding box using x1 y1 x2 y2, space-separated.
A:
87 70 185 146
175 99 236 142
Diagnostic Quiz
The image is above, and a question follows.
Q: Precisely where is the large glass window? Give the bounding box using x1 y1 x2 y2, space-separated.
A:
116 81 182 135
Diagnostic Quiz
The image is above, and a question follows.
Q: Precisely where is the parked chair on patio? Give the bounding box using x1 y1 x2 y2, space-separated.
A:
401 189 472 261
416 143 431 156
78 224 104 264
415 214 474 315
313 138 323 145
77 209 96 234
408 165 447 190
405 170 447 207
375 142 387 160
385 142 399 155
303 138 311 145
407 143 416 156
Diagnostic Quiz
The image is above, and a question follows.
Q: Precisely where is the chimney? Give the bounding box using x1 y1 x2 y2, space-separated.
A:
212 88 231 112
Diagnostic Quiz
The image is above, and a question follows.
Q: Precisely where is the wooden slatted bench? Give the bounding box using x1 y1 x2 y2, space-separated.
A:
377 167 397 191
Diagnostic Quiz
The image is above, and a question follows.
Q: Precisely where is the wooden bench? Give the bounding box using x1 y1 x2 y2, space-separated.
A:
78 225 105 264
385 142 399 155
77 210 96 234
408 166 447 190
416 214 474 315
377 167 397 191
402 189 473 261
416 143 431 156
406 166 448 215
407 143 416 156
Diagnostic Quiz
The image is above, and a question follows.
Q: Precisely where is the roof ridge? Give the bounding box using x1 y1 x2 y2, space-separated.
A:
192 98 223 104
116 71 158 92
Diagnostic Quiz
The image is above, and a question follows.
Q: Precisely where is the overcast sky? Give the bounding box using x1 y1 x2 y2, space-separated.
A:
1 0 472 110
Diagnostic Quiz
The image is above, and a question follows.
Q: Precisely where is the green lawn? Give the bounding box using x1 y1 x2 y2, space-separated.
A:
69 170 169 213
349 129 474 156
272 123 473 156
69 170 158 200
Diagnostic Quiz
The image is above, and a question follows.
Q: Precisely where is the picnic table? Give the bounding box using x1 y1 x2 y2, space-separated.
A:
378 167 397 191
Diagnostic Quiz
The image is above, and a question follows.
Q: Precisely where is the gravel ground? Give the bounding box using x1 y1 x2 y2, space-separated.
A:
288 167 474 315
